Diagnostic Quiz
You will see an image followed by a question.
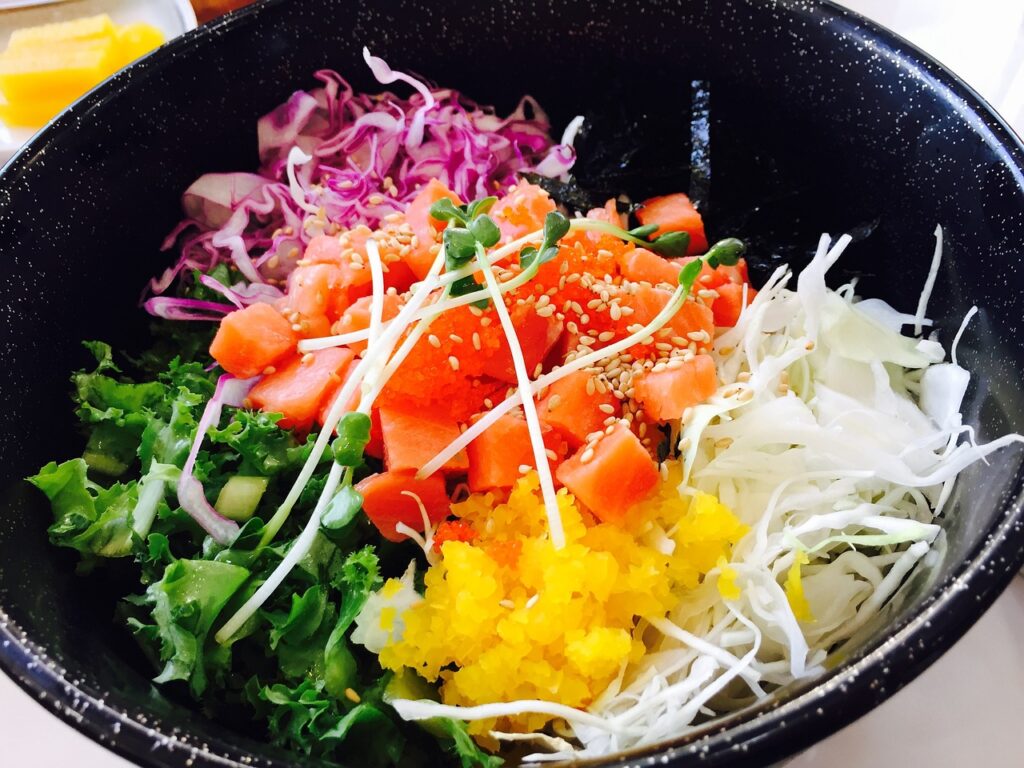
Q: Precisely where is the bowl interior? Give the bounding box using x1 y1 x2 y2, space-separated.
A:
1 0 1023 766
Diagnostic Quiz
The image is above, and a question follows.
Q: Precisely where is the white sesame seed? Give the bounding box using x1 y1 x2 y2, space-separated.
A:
448 356 460 371
428 334 441 348
598 403 615 415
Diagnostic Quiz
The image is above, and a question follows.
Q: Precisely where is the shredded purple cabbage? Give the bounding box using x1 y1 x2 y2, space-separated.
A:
177 375 256 544
148 53 575 308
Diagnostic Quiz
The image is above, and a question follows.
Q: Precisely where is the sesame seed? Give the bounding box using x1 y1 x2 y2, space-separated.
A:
472 332 482 350
301 353 314 364
518 464 532 474
679 437 692 451
609 303 622 321
598 403 615 415
579 335 595 346
481 317 492 327
579 448 595 464
586 377 596 396
545 448 558 461
533 363 543 378
428 334 441 348
548 394 562 410
483 398 494 409
469 305 483 317
656 342 674 351
262 366 276 375
536 295 551 308
449 334 464 344
536 305 556 318
671 336 688 346
687 331 706 342
580 313 591 325
448 356 460 371
291 323 303 332
737 371 751 382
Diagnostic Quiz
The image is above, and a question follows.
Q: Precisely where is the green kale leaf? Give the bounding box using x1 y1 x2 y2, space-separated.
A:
127 558 249 696
27 458 138 559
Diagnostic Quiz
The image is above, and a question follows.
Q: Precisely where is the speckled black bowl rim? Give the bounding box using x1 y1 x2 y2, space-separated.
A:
2 1 1024 766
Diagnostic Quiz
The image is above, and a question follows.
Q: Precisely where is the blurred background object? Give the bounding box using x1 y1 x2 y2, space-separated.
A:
0 0 195 160
189 0 250 24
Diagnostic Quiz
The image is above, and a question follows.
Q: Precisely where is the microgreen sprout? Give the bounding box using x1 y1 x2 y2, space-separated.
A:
332 412 372 467
678 237 747 294
520 211 570 271
321 484 364 531
431 196 506 306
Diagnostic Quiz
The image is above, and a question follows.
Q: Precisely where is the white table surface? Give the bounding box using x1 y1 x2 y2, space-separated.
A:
2 1 1024 766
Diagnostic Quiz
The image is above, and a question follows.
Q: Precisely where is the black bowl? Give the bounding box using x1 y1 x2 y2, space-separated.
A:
2 0 1023 766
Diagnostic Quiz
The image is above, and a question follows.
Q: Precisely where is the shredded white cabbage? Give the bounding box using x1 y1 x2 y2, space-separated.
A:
389 231 1024 761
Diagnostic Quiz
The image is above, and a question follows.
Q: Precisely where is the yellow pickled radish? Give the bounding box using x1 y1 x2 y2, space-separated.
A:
0 94 67 127
7 14 116 50
0 39 118 102
0 15 165 128
112 23 165 68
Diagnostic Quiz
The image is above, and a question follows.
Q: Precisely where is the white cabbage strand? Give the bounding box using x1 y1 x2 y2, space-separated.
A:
391 231 1024 763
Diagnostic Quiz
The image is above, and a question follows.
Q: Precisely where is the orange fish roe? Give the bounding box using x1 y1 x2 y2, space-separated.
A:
377 467 747 736
432 518 478 553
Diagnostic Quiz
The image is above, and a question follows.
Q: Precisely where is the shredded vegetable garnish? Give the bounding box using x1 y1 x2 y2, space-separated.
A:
29 54 1024 768
146 55 579 308
385 233 1023 760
